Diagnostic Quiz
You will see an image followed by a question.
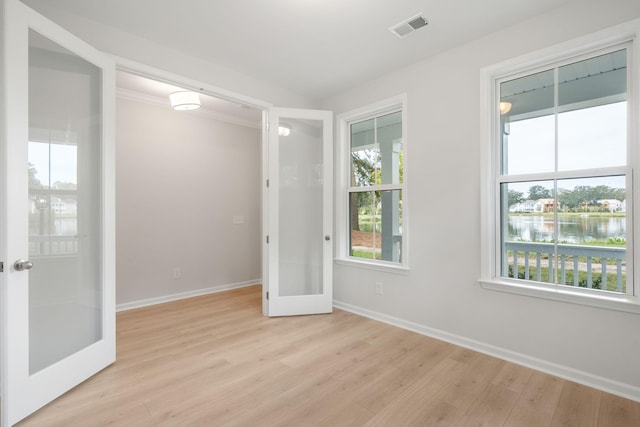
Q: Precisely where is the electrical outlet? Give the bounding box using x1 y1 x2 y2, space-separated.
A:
173 267 182 279
375 282 383 295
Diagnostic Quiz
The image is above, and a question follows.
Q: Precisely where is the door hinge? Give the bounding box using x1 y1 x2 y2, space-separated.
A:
266 291 269 300
266 179 269 188
266 235 269 244
0 262 3 272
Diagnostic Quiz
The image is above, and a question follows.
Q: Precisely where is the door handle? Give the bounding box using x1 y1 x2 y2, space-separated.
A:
325 235 331 241
14 259 33 271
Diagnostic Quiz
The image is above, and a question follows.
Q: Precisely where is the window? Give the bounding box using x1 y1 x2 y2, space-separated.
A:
480 25 640 312
337 95 408 270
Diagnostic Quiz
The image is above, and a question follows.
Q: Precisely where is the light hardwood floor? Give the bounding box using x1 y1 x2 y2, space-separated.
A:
18 285 640 426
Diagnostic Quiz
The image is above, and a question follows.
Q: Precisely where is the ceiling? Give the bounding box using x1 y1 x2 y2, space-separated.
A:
23 0 575 102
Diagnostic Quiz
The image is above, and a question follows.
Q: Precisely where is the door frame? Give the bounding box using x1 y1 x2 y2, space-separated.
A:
266 107 334 316
112 56 273 316
97 59 336 317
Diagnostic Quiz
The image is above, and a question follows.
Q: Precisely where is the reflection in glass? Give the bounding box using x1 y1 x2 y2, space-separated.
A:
28 141 78 256
28 30 102 374
279 118 324 296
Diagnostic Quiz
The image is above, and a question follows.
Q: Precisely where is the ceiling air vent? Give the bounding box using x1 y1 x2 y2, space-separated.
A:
389 13 428 38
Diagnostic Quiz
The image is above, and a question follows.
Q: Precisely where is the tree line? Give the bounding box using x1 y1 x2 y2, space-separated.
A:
509 184 625 210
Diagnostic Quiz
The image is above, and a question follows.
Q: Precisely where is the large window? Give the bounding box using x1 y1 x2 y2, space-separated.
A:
481 27 640 312
338 96 408 269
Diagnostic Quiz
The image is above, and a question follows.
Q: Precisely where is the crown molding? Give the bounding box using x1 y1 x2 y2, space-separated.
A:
116 88 261 129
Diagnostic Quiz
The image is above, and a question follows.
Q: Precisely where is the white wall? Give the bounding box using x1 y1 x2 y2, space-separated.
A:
116 96 261 305
323 0 640 399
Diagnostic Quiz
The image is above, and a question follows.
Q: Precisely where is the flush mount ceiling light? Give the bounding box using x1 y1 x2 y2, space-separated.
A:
499 101 513 115
278 124 291 137
389 13 428 38
169 91 201 110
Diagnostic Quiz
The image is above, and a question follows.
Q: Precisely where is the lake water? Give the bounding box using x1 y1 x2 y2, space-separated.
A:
508 215 626 244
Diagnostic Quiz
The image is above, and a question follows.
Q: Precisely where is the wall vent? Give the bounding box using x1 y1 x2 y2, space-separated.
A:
389 13 428 38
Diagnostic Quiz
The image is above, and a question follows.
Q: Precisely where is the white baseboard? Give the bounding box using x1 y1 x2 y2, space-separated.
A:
116 279 261 312
333 300 640 403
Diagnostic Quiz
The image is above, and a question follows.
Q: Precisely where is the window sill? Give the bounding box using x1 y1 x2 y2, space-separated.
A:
335 258 410 275
479 278 640 314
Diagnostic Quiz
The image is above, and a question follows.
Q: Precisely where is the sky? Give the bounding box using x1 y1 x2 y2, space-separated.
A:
505 101 626 196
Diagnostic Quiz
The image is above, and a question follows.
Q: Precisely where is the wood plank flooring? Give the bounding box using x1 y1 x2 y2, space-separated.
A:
17 285 640 426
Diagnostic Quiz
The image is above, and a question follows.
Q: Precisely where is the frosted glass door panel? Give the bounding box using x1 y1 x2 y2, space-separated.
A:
279 119 324 296
28 30 102 374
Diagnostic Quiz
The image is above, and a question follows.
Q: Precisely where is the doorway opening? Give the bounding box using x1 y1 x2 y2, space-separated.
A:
114 69 265 310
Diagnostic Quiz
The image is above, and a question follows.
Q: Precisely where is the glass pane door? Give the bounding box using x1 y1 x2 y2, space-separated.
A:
279 118 325 296
267 108 333 316
2 1 115 424
28 30 102 374
28 29 103 374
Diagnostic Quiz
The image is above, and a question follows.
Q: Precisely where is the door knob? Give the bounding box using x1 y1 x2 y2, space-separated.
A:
14 259 33 271
325 235 331 241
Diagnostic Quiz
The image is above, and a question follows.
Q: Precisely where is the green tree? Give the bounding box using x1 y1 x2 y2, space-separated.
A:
351 152 376 231
558 185 626 212
564 186 593 210
350 149 403 231
508 190 524 207
528 185 551 200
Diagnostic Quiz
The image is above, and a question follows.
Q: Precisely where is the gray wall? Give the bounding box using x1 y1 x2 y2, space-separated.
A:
115 96 261 305
323 0 640 398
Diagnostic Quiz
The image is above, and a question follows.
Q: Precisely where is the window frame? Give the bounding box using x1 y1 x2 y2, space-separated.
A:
336 94 409 273
479 20 640 313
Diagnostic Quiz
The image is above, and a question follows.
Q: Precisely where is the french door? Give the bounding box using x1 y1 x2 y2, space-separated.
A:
1 0 116 425
265 108 333 316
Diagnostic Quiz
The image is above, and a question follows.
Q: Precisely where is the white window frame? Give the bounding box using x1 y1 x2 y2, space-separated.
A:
336 94 409 273
479 19 640 314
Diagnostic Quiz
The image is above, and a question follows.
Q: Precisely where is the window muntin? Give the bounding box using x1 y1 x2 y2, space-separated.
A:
497 47 630 295
348 109 404 264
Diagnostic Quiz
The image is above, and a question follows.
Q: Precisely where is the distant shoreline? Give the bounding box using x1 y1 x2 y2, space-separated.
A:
508 212 626 218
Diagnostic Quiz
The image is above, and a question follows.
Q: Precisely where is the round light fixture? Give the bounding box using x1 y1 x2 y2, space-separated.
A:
170 91 201 111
